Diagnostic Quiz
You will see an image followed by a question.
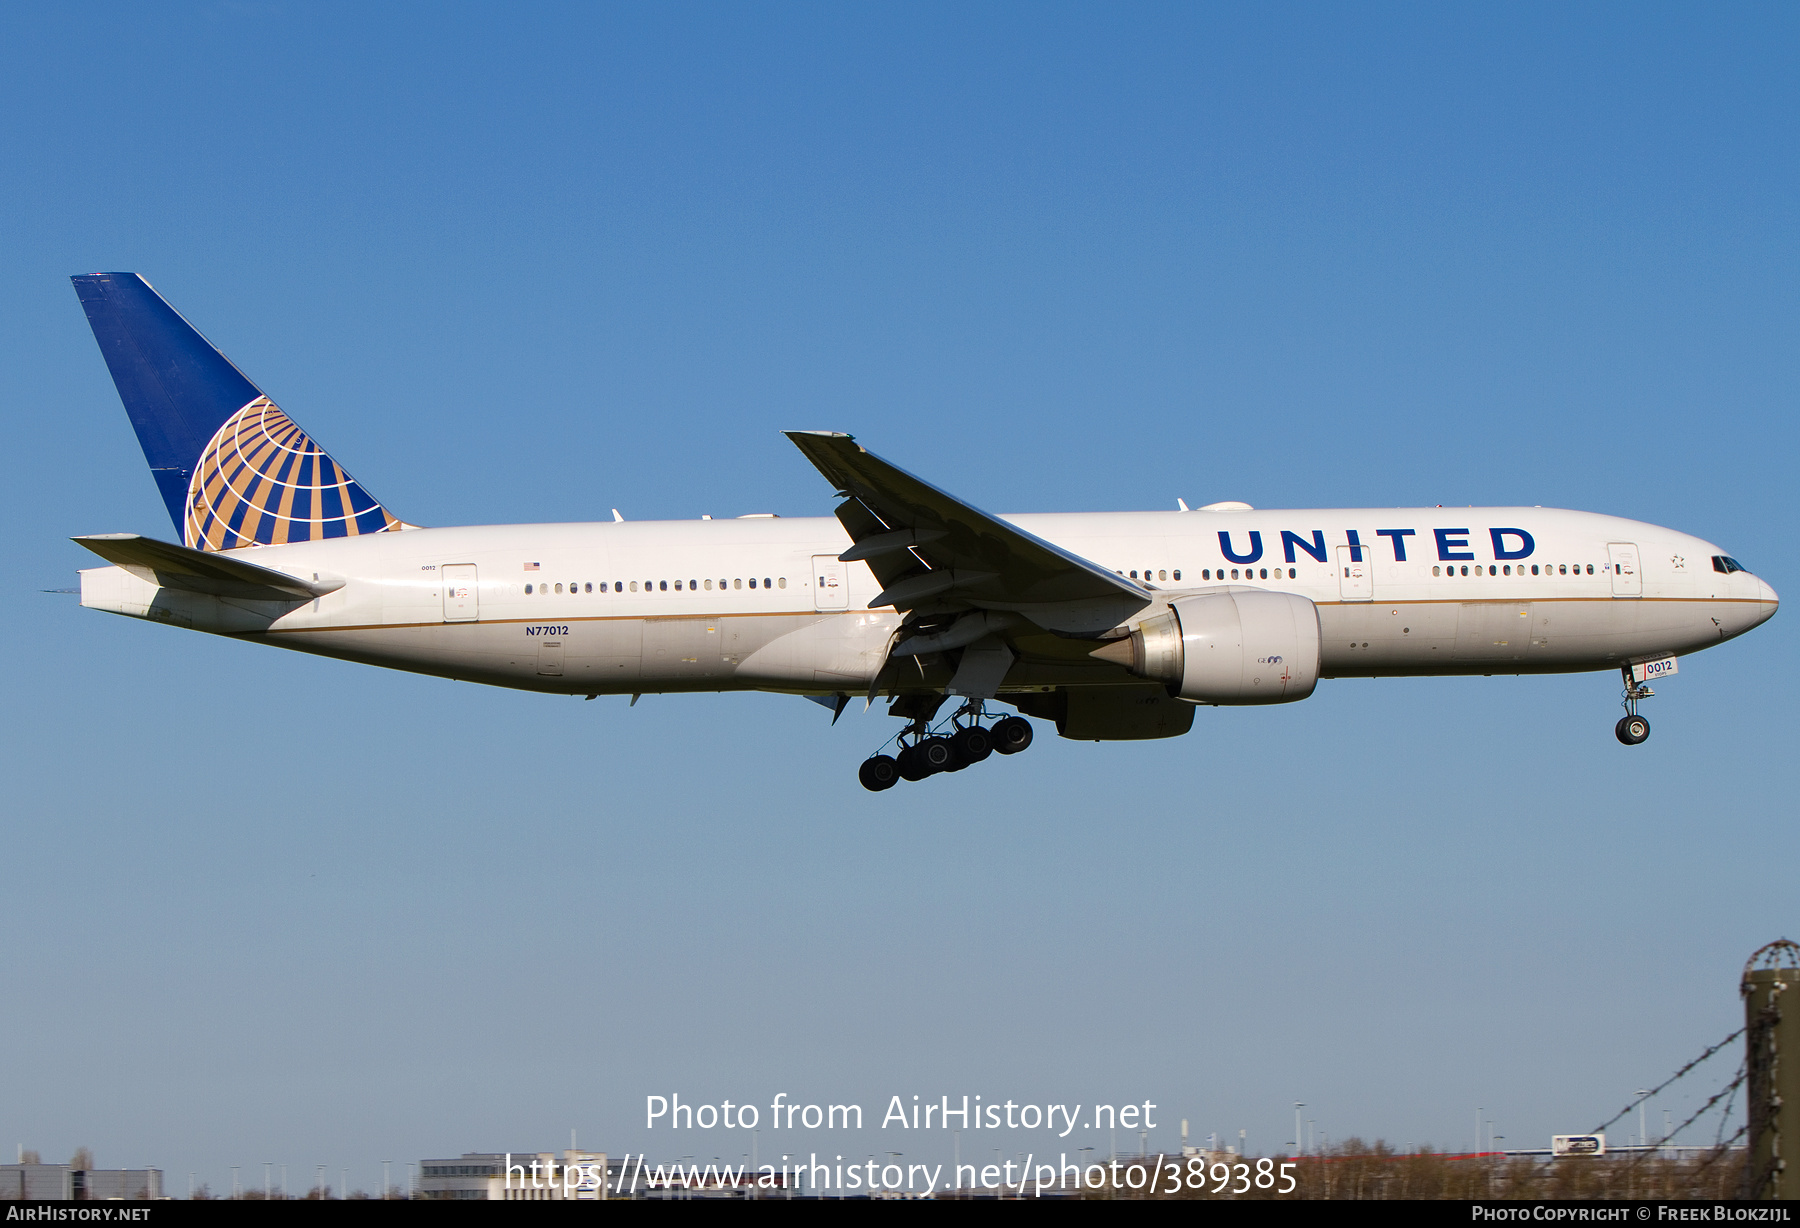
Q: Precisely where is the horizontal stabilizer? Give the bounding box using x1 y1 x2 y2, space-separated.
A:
72 534 342 601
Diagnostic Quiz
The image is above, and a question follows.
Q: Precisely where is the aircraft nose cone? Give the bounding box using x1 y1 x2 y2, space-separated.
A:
1756 576 1780 620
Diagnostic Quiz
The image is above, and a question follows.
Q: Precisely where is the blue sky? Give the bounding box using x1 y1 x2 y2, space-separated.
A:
2 2 1794 1192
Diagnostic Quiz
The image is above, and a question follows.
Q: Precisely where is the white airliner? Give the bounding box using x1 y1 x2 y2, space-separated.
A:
70 273 1779 789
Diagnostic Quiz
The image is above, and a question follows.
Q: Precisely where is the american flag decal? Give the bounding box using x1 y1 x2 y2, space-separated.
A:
524 562 540 571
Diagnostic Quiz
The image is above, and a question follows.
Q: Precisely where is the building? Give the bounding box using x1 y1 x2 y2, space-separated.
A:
418 1151 610 1200
420 1152 806 1199
0 1164 162 1200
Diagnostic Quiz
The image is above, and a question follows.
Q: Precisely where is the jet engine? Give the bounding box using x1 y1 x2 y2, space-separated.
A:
1094 589 1321 704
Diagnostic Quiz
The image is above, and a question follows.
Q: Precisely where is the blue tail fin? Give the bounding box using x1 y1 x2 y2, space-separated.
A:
71 273 405 551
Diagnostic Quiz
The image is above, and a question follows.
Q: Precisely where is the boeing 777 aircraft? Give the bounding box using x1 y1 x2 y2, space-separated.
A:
69 273 1778 790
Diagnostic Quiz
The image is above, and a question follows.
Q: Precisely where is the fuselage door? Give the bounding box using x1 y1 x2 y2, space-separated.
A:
1336 545 1372 601
812 554 848 611
442 563 479 622
1608 543 1642 597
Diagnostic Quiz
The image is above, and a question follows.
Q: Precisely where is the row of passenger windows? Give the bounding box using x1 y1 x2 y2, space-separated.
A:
1433 564 1593 577
523 578 786 595
518 560 1638 597
1122 567 1299 581
1120 563 1599 582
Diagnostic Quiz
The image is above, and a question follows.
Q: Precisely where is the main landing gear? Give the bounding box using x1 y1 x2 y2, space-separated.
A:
858 701 1034 791
1616 665 1652 746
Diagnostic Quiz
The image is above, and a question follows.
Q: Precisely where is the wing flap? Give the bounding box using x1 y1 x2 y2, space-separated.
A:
785 431 1148 634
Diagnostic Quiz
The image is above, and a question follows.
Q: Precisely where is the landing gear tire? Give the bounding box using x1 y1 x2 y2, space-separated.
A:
992 716 1033 755
917 737 956 775
1616 715 1650 746
952 725 994 764
859 755 900 792
896 745 930 782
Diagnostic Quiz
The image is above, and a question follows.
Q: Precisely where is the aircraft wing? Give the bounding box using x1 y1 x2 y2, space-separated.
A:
73 534 343 601
784 431 1149 635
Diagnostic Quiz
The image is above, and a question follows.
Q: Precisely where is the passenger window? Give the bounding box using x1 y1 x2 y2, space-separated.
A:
1172 570 1180 581
660 580 668 591
734 579 742 590
691 580 698 590
525 583 534 594
705 579 713 590
1259 568 1268 579
1158 570 1167 580
1432 566 1441 576
1129 570 1137 579
1231 569 1240 580
1288 568 1296 579
779 577 787 588
1586 564 1594 575
630 581 638 592
554 583 562 594
601 582 609 592
1460 566 1468 576
1488 566 1495 576
585 582 592 593
764 577 772 588
674 580 682 591
749 578 757 589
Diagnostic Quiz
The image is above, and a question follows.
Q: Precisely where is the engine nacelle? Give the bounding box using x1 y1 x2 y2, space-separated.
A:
1114 590 1321 704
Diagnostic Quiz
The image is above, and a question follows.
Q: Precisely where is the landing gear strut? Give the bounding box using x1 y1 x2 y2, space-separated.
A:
1616 665 1652 746
858 699 1035 791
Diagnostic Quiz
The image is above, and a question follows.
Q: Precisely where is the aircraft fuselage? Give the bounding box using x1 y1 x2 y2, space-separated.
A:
78 506 1778 698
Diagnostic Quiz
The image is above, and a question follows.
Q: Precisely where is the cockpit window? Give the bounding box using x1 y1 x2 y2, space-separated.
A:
1713 556 1751 575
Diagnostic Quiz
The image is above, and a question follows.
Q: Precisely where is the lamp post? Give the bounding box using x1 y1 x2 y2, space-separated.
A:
1294 1103 1304 1156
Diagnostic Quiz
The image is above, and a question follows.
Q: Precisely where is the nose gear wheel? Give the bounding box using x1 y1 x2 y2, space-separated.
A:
1616 664 1654 746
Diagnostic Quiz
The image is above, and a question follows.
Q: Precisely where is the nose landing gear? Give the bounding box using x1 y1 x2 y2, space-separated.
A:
857 700 1034 791
1616 665 1653 745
